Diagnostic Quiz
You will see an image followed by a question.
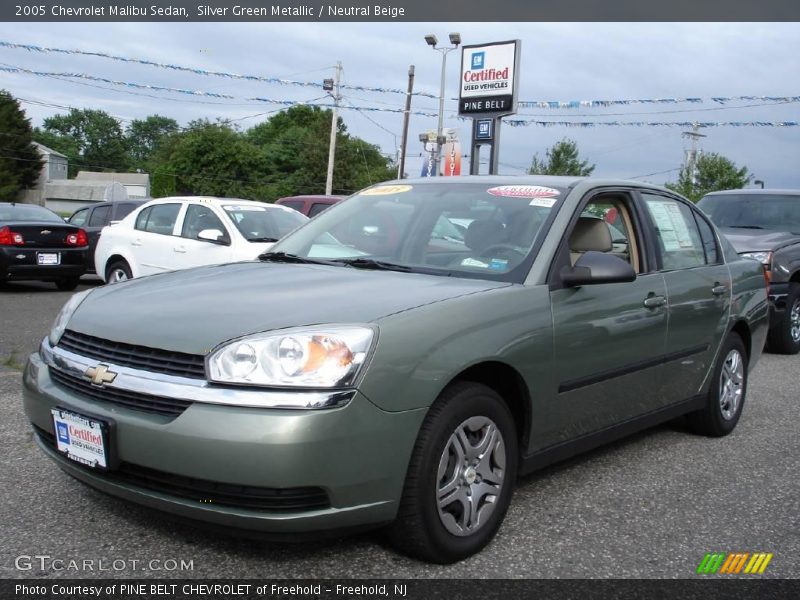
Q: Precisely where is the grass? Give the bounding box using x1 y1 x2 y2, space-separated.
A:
1 352 22 371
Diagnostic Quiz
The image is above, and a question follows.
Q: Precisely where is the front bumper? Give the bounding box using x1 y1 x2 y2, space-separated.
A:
23 348 426 534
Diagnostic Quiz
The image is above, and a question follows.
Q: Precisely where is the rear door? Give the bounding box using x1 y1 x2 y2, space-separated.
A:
85 204 112 255
639 192 731 403
548 189 669 443
131 203 182 276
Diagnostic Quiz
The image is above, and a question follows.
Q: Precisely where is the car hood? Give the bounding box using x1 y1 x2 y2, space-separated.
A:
719 227 800 253
68 261 509 355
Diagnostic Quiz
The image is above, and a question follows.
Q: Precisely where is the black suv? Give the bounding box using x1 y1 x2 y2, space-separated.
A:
698 189 800 354
68 200 146 273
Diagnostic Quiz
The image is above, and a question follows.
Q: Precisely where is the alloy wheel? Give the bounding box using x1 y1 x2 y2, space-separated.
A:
790 298 800 343
719 348 744 421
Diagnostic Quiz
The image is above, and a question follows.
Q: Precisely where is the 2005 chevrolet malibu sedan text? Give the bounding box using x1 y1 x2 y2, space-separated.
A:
23 176 768 563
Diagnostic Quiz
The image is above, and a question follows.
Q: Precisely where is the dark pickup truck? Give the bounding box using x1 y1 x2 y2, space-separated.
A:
699 189 800 354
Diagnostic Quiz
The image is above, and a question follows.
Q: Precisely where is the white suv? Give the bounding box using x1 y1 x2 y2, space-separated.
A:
95 197 308 282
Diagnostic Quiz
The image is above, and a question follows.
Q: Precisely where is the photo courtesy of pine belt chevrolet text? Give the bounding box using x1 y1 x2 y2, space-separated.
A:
23 176 769 563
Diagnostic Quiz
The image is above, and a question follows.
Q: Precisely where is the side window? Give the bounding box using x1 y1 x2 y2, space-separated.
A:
693 211 720 264
114 203 138 220
308 203 330 218
88 205 111 227
641 194 706 270
279 201 304 213
181 204 227 240
135 207 151 231
568 196 643 273
137 203 180 235
68 208 89 226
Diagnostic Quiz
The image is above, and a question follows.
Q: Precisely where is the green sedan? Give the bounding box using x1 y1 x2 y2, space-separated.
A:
23 177 769 563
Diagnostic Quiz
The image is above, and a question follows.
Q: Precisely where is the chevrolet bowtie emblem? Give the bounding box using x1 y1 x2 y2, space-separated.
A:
84 364 117 386
40 229 52 235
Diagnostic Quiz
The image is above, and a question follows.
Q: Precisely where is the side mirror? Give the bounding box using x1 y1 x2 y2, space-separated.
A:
197 229 230 245
561 251 637 287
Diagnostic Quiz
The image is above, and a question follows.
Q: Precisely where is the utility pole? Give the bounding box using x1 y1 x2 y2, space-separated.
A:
681 122 706 188
398 65 415 179
325 61 342 195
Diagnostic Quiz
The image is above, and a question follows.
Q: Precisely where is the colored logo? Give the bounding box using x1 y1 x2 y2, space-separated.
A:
477 119 493 140
84 364 117 386
56 421 70 444
471 52 485 70
697 552 773 575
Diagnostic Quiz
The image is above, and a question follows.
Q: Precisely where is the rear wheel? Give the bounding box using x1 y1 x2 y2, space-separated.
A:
55 278 80 291
387 382 517 563
687 332 748 437
767 283 800 354
105 260 132 283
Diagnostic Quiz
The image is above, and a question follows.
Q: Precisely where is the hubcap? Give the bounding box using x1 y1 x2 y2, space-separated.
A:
719 349 744 421
790 299 800 343
436 416 506 537
109 268 128 283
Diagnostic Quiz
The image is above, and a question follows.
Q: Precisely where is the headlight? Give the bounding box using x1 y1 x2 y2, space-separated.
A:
207 326 375 388
48 289 92 347
740 251 773 266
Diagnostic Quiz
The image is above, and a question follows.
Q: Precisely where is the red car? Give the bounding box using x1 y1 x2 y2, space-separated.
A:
275 195 345 218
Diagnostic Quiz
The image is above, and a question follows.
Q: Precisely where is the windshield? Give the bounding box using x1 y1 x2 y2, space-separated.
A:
269 182 567 281
222 204 307 242
698 194 800 234
0 203 64 222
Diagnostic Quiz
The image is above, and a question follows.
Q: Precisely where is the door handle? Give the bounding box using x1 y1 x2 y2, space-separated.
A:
174 245 187 253
711 284 728 296
643 295 667 309
131 238 142 246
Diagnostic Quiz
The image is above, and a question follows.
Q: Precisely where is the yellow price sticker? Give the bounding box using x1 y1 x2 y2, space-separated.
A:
360 185 413 196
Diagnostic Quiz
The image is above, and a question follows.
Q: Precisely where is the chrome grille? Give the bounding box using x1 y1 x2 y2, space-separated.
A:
50 368 192 417
59 330 206 379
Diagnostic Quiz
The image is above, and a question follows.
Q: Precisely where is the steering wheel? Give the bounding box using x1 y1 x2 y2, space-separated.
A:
479 243 527 258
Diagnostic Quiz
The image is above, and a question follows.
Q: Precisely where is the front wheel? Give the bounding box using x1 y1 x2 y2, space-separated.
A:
105 261 132 284
687 332 748 437
767 283 800 355
387 382 517 563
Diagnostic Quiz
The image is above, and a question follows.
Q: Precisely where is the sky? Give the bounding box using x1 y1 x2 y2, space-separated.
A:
0 22 798 189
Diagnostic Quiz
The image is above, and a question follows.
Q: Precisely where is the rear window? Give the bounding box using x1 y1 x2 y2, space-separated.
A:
0 204 63 222
698 194 800 234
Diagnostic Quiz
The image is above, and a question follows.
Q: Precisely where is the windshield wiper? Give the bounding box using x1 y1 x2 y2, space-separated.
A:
258 251 339 265
332 258 413 272
729 225 766 229
248 236 279 242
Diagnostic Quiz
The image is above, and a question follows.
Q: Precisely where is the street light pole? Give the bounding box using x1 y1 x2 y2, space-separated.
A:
425 33 460 176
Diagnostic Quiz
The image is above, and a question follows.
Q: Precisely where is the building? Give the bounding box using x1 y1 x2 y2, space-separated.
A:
74 171 150 198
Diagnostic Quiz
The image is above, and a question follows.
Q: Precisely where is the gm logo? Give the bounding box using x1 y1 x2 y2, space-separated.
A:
477 119 493 140
697 552 773 575
56 422 70 444
471 52 485 70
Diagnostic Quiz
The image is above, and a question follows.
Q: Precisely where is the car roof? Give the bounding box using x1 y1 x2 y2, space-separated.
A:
375 175 677 194
701 189 800 197
276 195 345 202
140 197 286 209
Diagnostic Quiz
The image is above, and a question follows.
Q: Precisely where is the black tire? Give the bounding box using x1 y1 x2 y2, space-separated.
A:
687 332 748 437
105 260 132 284
387 382 518 563
767 283 800 355
55 278 80 291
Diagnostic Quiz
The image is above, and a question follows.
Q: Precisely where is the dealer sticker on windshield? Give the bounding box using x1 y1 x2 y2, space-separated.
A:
361 185 413 196
487 185 561 199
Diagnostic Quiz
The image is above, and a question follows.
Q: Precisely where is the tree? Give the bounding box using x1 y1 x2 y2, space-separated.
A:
666 152 750 202
0 90 43 200
529 138 595 176
159 120 268 198
126 115 179 170
41 108 128 174
247 105 395 199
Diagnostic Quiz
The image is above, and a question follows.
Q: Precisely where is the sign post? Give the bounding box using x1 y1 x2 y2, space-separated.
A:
458 40 521 175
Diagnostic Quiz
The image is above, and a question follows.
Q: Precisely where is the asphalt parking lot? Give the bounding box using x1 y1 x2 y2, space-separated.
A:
1 280 798 579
